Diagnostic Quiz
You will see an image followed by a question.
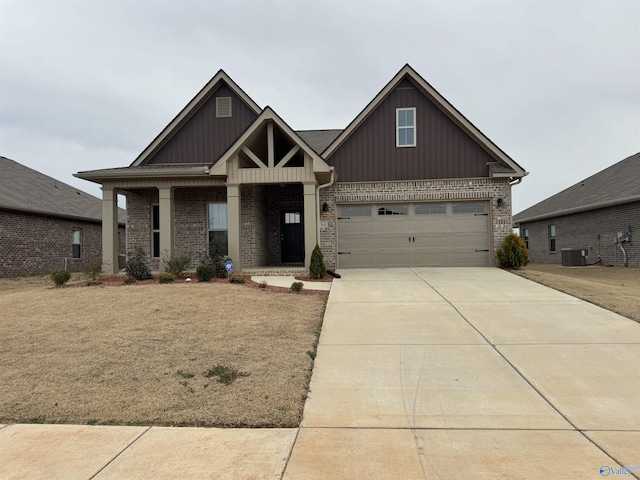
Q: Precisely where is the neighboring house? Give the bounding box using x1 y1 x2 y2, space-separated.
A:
75 65 527 274
0 157 126 277
514 153 639 267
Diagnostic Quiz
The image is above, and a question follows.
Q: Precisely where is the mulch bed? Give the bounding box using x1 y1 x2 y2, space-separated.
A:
66 274 330 297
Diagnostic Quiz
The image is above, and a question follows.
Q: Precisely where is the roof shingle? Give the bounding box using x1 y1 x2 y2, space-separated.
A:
0 157 126 224
514 152 640 224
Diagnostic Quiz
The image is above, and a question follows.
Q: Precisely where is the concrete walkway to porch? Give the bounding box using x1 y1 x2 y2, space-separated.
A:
1 268 639 479
250 275 332 291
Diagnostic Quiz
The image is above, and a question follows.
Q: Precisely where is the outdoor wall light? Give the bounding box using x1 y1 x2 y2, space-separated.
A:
497 198 504 207
322 202 330 212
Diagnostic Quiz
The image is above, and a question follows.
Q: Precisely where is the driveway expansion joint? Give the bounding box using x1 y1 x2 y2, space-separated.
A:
89 426 151 479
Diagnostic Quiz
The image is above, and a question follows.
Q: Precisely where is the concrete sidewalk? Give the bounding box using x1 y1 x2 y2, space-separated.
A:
2 268 639 479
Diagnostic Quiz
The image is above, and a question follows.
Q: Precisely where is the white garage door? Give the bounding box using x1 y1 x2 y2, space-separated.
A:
337 201 490 268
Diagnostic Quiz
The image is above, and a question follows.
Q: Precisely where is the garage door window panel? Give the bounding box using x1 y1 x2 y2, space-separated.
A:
453 202 486 214
340 206 371 217
415 204 446 215
378 205 408 216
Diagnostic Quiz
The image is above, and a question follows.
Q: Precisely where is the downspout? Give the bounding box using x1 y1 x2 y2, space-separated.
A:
316 167 336 244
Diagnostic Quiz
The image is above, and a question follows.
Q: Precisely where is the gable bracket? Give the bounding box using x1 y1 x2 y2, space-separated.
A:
275 146 301 169
241 147 267 169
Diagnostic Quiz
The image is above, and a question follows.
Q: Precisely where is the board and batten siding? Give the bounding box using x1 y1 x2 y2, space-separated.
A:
147 83 259 165
327 78 496 182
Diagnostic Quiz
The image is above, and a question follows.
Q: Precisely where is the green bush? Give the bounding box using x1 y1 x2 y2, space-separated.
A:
229 276 245 284
206 239 230 278
309 244 327 279
125 247 152 280
50 270 71 285
291 281 304 293
159 273 175 284
497 233 530 269
196 264 215 282
164 255 191 276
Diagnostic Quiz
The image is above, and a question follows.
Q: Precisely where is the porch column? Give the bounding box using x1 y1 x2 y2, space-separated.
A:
303 182 318 268
102 187 119 274
227 184 241 270
159 186 175 270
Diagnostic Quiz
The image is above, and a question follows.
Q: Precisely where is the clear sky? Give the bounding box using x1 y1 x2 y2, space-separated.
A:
1 0 638 215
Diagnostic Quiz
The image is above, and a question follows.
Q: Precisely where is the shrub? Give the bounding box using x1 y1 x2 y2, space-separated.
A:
159 273 175 284
229 276 245 284
50 270 71 286
291 281 304 293
125 247 152 280
164 255 191 277
309 244 327 279
206 239 230 278
86 259 103 281
196 264 215 282
497 233 530 269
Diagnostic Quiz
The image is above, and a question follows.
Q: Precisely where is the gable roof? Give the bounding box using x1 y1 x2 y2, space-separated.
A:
1 157 126 224
209 107 332 176
322 64 526 177
514 152 640 225
131 70 262 167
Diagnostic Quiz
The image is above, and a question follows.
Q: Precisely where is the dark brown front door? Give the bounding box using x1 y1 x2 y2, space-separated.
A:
281 210 304 263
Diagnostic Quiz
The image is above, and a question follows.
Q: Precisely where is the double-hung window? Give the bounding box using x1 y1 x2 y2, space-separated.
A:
396 107 416 147
151 204 160 258
72 230 81 259
208 203 228 255
548 225 556 252
523 228 529 249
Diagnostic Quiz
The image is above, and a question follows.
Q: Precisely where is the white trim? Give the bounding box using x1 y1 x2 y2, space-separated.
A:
396 107 416 147
151 204 160 258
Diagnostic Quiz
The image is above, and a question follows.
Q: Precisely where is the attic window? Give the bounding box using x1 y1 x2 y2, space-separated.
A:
216 97 232 118
396 108 416 147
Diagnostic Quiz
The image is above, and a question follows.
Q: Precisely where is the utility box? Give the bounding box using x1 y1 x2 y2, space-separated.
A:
561 248 588 267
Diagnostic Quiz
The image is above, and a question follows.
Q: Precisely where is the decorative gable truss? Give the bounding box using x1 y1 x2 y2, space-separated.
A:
210 107 332 185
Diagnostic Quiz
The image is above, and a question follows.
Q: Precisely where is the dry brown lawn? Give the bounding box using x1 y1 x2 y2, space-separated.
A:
0 278 326 427
512 264 640 322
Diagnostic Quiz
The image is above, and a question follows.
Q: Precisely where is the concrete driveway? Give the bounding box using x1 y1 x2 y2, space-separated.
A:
284 268 640 479
2 268 638 479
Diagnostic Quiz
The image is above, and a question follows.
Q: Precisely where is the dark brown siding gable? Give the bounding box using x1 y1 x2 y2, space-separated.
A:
147 83 259 165
327 77 495 182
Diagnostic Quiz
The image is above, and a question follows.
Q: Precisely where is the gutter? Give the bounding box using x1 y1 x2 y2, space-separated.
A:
74 166 212 184
316 167 336 244
514 194 640 225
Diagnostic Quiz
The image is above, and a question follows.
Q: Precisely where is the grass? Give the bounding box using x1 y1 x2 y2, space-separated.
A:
0 279 327 427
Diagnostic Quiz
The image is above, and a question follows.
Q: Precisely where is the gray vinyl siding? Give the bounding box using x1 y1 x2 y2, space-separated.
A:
326 78 495 182
146 83 258 165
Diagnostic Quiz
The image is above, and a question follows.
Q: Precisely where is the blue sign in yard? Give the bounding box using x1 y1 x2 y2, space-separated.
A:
225 260 233 273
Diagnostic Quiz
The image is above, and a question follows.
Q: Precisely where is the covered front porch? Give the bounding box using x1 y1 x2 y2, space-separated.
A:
83 108 333 274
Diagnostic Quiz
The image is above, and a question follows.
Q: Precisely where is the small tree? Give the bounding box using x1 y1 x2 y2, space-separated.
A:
309 244 327 279
125 247 153 280
496 233 530 269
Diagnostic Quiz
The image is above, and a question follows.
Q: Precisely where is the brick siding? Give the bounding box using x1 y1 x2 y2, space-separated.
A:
319 177 513 269
519 201 639 268
0 209 125 277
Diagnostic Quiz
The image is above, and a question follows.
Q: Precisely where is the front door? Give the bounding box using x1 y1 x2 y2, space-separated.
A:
281 210 304 263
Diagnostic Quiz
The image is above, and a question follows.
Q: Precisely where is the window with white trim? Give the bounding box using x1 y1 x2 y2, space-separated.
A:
72 230 81 259
208 203 228 255
396 107 416 147
151 204 160 258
